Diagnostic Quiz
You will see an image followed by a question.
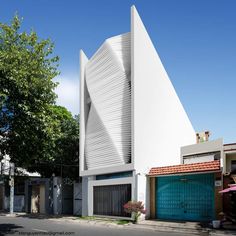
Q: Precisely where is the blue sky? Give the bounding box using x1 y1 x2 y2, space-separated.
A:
1 0 236 143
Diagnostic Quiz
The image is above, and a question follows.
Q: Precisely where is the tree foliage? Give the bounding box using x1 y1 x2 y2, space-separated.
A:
32 106 80 178
0 15 79 178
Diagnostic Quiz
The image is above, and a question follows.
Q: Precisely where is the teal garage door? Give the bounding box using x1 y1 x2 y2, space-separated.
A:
156 173 215 221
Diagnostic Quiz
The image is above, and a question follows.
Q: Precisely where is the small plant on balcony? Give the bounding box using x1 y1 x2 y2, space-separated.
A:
123 201 146 223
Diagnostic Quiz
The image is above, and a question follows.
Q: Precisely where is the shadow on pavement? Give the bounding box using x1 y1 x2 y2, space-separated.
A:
0 224 23 236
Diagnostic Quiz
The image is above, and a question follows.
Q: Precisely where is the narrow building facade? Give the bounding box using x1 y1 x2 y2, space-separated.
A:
80 6 195 218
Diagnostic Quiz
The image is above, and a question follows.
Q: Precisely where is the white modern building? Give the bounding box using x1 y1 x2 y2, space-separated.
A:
80 6 196 218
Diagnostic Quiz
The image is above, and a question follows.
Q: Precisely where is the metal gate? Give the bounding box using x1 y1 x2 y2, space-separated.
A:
62 182 73 215
156 173 215 221
73 182 82 215
93 184 131 217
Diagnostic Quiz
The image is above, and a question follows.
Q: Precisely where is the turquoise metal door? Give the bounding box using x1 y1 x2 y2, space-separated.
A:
156 173 215 221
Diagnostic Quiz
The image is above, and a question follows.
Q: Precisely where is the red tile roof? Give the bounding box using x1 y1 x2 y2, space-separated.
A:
148 160 220 177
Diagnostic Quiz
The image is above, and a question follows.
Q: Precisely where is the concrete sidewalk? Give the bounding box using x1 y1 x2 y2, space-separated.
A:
136 220 236 236
1 212 236 235
136 220 208 235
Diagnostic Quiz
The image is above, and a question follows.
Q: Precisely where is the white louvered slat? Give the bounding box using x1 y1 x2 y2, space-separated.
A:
85 33 131 170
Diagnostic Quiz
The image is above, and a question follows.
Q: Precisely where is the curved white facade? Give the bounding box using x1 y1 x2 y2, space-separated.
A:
85 33 131 170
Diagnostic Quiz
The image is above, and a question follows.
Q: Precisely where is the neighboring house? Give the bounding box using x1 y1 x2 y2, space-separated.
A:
0 155 82 215
0 155 40 212
222 143 236 220
223 143 236 175
24 176 82 216
148 160 221 221
79 6 195 218
148 135 223 221
24 177 53 214
181 136 236 221
148 132 236 222
180 135 223 166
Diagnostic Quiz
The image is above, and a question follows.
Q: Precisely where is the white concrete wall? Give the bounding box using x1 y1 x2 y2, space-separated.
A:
181 138 223 164
131 6 195 174
79 50 88 174
135 173 148 220
181 138 223 157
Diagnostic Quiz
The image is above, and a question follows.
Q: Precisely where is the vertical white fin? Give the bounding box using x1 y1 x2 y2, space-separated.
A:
131 6 196 171
80 50 88 174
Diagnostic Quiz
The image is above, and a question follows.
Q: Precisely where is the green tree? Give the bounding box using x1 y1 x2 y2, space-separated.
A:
53 106 79 179
32 106 80 178
0 15 60 171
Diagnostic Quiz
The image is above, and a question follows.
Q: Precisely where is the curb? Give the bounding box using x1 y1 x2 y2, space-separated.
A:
3 213 18 217
209 231 236 236
56 218 208 234
2 214 236 235
126 224 210 235
56 218 236 235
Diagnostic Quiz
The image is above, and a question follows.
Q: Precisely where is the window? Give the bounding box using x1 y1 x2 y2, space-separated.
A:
96 171 133 180
231 160 236 172
183 151 220 164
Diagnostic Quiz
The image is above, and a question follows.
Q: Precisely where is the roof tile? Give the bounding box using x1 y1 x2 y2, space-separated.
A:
148 160 220 176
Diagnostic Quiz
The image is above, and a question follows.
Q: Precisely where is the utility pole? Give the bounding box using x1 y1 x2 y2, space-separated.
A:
9 162 14 214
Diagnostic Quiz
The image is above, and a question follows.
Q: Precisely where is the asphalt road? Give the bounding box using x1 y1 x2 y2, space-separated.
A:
0 215 195 236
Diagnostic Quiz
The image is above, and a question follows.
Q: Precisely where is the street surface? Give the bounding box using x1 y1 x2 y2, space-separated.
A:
0 215 196 236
